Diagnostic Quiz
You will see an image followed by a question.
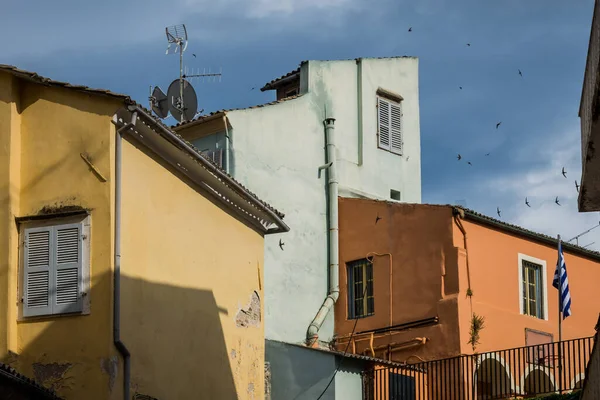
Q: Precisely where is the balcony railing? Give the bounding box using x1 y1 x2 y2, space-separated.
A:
363 336 594 399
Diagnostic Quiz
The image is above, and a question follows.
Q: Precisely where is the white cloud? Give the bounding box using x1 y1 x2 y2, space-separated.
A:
480 126 600 250
0 0 359 58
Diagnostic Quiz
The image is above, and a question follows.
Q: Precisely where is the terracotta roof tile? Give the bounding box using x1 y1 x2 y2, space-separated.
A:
172 94 303 128
0 64 131 101
260 67 300 91
0 65 285 225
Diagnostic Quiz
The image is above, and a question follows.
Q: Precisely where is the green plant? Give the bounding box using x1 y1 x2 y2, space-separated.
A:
467 313 485 351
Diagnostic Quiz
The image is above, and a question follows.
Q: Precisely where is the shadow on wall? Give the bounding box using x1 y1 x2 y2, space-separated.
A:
8 272 239 400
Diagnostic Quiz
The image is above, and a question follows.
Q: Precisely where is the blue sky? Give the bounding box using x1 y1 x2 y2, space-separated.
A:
3 0 600 249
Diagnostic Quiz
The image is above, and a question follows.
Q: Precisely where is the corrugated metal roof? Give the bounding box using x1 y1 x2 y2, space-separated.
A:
0 363 62 399
279 341 416 369
0 64 131 101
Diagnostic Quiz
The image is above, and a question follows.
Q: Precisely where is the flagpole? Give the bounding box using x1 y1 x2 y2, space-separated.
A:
557 234 563 394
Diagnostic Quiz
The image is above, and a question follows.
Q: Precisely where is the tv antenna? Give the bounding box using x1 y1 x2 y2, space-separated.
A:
148 24 222 123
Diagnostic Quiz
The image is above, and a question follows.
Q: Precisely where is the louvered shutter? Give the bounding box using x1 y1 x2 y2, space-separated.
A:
53 223 83 314
377 98 391 150
390 102 403 155
23 227 52 317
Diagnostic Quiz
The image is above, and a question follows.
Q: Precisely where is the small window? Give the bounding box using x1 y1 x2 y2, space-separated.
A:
390 190 401 201
522 260 545 319
377 96 403 155
347 259 374 319
21 216 90 318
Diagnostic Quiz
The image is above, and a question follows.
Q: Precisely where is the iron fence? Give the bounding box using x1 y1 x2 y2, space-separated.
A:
363 336 594 399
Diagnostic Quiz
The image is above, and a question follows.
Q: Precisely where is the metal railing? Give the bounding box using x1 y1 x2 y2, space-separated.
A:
363 336 594 399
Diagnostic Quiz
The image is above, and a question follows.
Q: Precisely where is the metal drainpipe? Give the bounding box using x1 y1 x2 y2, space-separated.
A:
114 112 136 400
356 58 363 166
307 117 339 346
223 115 230 174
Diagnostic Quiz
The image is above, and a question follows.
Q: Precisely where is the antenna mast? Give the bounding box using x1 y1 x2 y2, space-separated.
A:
149 24 223 123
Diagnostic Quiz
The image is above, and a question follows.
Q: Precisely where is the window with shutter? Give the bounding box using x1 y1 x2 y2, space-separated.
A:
22 218 87 317
54 224 83 314
23 228 52 317
377 96 403 155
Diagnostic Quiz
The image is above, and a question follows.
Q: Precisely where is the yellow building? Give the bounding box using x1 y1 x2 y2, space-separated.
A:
0 65 288 399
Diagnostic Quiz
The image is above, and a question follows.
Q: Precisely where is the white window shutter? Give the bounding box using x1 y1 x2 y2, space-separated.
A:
53 223 83 314
23 227 52 317
378 98 391 150
390 102 403 155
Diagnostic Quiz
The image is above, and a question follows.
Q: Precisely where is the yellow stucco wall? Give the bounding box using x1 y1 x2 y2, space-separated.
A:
0 73 121 398
0 71 268 399
119 138 266 400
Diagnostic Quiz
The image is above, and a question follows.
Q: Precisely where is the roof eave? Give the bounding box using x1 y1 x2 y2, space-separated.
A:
260 72 300 92
456 207 600 262
113 106 288 234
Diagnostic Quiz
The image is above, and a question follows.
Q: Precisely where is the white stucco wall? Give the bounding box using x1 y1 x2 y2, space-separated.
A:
189 57 421 344
308 58 421 203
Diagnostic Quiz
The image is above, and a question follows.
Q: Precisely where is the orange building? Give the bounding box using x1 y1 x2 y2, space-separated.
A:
335 198 600 397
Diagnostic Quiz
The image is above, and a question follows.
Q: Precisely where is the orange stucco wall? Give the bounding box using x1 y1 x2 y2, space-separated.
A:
336 198 463 361
336 198 600 364
454 217 599 355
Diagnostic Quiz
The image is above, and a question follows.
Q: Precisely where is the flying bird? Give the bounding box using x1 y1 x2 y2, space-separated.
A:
575 180 580 192
525 197 531 207
496 122 502 129
250 87 255 91
555 197 561 206
467 161 473 166
193 54 197 58
485 153 490 156
278 239 285 250
459 86 463 90
466 43 471 47
457 154 462 161
408 27 412 32
518 69 523 77
497 207 501 218
562 167 567 178
375 214 382 224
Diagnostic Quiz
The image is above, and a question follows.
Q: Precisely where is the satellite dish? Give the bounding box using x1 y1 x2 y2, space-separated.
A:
151 86 168 119
167 79 198 122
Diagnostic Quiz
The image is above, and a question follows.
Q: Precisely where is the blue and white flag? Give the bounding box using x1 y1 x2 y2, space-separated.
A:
553 241 572 319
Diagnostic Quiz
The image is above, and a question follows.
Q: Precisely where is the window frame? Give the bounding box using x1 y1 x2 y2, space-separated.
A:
517 254 548 321
18 214 91 319
347 258 374 319
376 91 403 156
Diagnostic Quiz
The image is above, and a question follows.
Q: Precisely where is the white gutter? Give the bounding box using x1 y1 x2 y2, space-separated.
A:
307 118 339 346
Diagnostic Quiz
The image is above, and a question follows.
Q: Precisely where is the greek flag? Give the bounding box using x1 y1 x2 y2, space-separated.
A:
553 241 572 319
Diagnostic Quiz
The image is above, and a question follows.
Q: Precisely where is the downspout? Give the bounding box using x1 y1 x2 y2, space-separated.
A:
307 118 339 346
114 112 137 400
356 58 364 166
223 115 230 174
452 208 472 297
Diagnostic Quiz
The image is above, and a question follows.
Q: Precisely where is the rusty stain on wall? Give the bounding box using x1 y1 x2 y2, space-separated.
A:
235 291 261 328
100 356 118 392
32 362 72 391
